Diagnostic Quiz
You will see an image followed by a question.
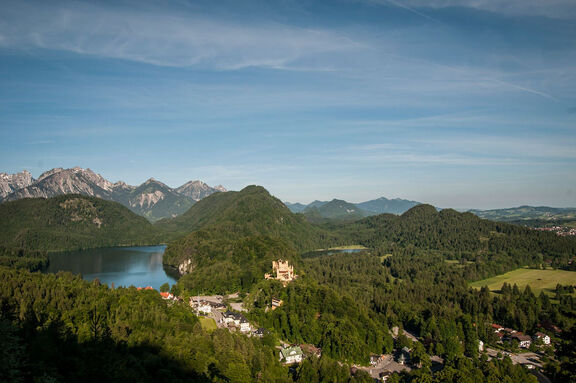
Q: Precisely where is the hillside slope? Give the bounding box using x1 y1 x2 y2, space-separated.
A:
0 194 159 251
162 186 338 293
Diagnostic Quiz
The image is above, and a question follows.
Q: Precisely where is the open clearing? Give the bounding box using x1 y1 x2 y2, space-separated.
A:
445 259 474 268
469 268 576 295
199 317 218 331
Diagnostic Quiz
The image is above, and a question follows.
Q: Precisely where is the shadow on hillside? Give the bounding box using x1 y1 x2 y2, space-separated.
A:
0 318 211 383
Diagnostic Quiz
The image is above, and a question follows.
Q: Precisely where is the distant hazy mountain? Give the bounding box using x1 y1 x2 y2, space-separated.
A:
304 199 368 221
285 196 421 218
469 206 576 222
284 202 307 213
1 167 225 222
356 197 421 215
307 200 329 209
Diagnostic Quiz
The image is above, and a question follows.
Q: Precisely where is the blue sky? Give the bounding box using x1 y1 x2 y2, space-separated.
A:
1 0 575 209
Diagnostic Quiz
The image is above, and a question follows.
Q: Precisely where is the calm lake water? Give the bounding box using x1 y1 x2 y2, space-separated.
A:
46 245 178 290
302 248 368 258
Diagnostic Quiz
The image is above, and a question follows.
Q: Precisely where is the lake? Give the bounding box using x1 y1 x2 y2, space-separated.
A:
46 245 178 290
302 247 368 258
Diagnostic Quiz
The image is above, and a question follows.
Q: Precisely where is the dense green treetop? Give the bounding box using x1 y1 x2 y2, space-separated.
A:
0 266 290 383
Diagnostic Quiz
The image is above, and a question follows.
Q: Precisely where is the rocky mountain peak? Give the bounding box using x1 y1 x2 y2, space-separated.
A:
1 166 227 221
176 179 225 201
38 167 65 182
0 169 35 200
112 181 134 191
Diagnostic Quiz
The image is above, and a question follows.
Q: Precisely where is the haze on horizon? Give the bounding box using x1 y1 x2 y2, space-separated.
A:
1 0 575 210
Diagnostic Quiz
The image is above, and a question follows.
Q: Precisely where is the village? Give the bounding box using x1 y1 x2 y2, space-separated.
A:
141 259 557 382
535 225 576 237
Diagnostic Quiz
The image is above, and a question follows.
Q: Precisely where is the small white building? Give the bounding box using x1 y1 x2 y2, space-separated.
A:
197 302 212 315
512 334 532 349
239 320 251 333
280 346 303 364
533 332 551 345
160 292 175 300
222 311 251 332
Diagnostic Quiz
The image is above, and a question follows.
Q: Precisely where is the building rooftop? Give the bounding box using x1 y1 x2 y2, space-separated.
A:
280 346 303 359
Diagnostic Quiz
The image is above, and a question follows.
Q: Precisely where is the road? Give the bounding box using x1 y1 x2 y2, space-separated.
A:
485 348 542 367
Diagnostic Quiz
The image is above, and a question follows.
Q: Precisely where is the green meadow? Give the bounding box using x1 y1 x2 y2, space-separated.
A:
469 268 576 295
198 317 218 331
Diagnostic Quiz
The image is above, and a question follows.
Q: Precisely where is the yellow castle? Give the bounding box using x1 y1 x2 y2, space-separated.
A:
265 259 296 285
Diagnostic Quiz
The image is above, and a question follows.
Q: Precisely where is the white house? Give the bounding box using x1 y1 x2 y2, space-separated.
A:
197 302 212 315
533 332 551 345
511 334 532 348
222 311 239 325
222 311 250 332
239 320 251 333
280 346 303 364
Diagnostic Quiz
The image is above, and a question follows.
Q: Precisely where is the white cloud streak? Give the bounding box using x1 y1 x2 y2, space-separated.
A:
368 0 576 19
0 1 363 70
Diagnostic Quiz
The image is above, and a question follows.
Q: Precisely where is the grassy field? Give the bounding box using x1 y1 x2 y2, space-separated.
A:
198 317 218 331
469 268 576 295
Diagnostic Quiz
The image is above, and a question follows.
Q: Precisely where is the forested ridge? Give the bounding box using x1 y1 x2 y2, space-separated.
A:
328 204 576 277
0 195 160 252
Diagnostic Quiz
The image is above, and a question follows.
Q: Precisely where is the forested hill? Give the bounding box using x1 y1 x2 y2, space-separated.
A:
162 186 339 293
345 204 575 252
334 204 576 276
0 194 159 252
158 185 335 247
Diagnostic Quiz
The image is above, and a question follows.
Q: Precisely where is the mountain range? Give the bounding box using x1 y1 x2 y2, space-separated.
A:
0 167 225 222
285 196 422 221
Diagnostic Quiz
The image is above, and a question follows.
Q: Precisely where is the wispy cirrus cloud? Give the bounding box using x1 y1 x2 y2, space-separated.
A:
368 0 576 19
0 1 363 70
